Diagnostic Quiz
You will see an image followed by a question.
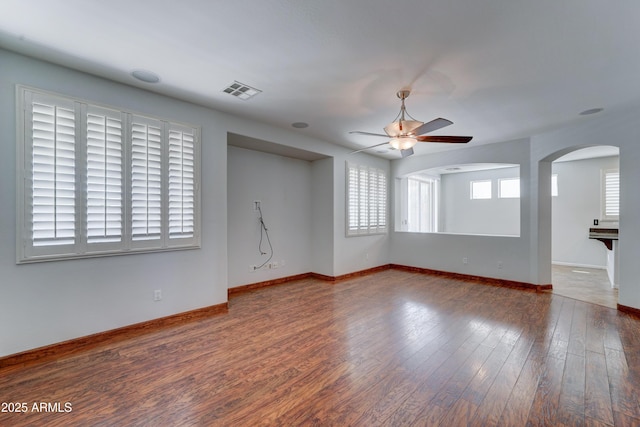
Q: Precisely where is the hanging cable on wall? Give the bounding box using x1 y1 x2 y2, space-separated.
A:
256 204 273 269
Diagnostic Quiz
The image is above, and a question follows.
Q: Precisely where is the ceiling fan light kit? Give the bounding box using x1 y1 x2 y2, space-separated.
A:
350 89 473 157
389 136 417 150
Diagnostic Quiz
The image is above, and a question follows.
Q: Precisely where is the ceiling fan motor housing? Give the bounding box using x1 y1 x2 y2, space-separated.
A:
397 90 411 100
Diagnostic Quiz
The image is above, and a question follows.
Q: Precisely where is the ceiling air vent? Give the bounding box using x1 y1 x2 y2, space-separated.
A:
222 81 261 100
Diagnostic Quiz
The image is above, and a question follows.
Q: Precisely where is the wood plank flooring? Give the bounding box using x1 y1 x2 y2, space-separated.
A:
2 269 640 426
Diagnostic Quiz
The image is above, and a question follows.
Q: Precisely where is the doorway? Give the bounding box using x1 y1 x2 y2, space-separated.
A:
550 146 619 308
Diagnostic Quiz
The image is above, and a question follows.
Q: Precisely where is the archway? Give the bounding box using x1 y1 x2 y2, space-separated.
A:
540 145 619 307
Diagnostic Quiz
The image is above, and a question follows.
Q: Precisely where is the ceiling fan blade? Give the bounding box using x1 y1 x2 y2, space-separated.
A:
400 148 414 158
350 141 389 154
412 118 453 136
416 135 473 143
349 131 389 138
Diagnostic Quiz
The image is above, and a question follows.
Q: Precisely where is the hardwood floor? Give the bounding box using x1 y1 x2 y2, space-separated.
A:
2 269 640 426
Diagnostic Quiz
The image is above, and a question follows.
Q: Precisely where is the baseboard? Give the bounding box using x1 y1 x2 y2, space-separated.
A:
0 302 228 371
232 264 551 293
617 303 640 317
390 264 553 292
228 266 394 296
312 264 393 282
228 273 313 296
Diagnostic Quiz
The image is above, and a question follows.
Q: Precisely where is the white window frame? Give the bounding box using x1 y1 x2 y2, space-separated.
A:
601 169 619 221
498 177 520 199
346 162 387 236
406 176 438 232
16 85 201 263
470 180 492 200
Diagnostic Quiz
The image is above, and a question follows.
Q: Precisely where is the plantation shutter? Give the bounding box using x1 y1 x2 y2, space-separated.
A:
18 86 201 263
346 162 387 236
358 166 369 232
168 125 195 239
86 107 123 244
604 170 620 219
347 164 360 234
30 94 77 247
131 116 163 242
374 169 387 231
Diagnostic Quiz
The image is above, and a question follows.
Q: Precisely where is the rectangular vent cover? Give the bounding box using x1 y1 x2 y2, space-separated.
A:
222 81 261 100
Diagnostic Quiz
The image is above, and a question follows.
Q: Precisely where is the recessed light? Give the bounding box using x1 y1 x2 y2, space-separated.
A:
131 69 160 84
579 108 604 116
291 122 309 129
446 167 461 171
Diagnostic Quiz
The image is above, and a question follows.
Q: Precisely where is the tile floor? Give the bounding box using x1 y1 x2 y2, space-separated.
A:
552 264 618 309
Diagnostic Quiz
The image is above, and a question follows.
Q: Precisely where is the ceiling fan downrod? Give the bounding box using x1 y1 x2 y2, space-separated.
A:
397 90 411 131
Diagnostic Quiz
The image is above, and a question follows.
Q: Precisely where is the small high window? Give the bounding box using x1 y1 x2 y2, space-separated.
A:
470 180 492 199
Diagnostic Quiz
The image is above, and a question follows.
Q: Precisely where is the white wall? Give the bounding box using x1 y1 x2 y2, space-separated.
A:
227 146 312 287
227 147 390 281
391 140 531 284
391 108 640 312
552 156 618 268
0 48 393 357
0 50 228 357
332 153 391 276
441 166 520 236
4 47 640 357
310 158 334 276
532 108 640 309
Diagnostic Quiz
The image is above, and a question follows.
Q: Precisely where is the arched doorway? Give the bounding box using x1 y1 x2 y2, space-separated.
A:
542 146 619 308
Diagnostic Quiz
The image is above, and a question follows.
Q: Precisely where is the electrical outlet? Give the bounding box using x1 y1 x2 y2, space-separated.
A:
249 265 258 272
497 261 503 269
271 261 279 269
463 257 468 265
154 289 162 301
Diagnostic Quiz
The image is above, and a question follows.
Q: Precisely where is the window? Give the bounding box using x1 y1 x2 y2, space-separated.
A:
602 169 619 220
551 174 558 197
470 180 492 199
346 162 387 236
407 177 437 232
17 86 201 263
498 178 520 198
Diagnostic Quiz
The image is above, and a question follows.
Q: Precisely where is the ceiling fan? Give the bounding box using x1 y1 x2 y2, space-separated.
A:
350 90 472 157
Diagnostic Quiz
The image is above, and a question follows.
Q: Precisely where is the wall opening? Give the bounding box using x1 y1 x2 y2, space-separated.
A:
396 163 520 237
544 146 619 308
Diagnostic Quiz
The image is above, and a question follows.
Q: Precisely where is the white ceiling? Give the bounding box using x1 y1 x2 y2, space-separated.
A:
2 0 639 159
